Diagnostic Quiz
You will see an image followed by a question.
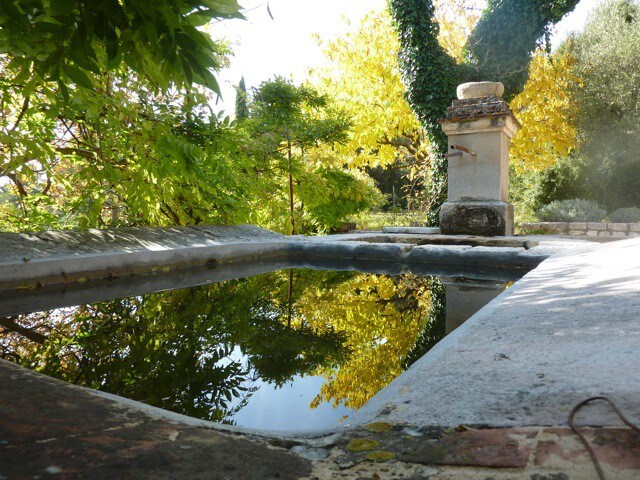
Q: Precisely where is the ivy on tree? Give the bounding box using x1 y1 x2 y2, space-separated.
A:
388 0 580 224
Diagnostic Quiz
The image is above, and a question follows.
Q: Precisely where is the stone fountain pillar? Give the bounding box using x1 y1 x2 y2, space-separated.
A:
438 82 521 236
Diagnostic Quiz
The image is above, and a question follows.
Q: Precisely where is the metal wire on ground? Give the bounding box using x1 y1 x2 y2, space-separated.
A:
568 396 640 480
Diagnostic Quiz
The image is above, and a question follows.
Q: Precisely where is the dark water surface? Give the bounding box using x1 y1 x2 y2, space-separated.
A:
0 267 518 430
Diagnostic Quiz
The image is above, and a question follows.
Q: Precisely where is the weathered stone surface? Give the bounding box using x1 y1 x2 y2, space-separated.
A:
540 222 568 234
629 223 640 232
608 222 629 231
440 201 513 236
535 427 640 470
520 222 542 231
352 238 640 428
381 226 440 235
456 81 505 99
398 428 532 468
587 222 607 231
439 83 520 237
0 360 312 480
0 225 291 290
569 222 587 230
598 230 612 237
0 224 590 314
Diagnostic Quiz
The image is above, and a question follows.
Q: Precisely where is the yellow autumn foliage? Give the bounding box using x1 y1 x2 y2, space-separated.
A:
435 0 482 63
510 48 581 172
310 10 420 168
296 274 431 409
309 2 480 169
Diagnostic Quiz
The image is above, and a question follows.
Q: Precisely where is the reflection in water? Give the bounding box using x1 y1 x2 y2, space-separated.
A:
442 279 508 334
0 268 511 430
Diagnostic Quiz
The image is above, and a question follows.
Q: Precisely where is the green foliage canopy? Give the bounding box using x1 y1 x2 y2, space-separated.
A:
0 0 242 95
244 77 381 234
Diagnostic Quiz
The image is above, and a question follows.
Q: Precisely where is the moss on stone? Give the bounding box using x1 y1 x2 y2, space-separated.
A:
346 438 380 452
363 422 393 433
365 451 396 461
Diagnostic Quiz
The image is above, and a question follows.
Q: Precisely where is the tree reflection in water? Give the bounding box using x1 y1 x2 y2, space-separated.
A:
0 269 444 423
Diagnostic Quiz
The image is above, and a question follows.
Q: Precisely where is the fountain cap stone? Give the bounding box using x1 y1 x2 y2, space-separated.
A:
457 81 504 100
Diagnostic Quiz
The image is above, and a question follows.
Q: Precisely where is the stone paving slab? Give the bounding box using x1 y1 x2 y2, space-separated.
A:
0 359 311 480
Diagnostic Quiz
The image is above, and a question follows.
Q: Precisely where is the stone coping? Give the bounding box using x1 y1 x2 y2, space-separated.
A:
352 237 640 429
0 225 591 291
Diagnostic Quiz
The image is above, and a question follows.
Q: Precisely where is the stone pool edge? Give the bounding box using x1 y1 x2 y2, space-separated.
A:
0 224 589 290
3 228 639 479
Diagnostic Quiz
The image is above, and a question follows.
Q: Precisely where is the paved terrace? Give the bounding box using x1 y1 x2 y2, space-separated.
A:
0 226 638 479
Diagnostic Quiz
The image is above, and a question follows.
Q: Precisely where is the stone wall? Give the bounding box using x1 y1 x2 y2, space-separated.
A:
520 222 640 238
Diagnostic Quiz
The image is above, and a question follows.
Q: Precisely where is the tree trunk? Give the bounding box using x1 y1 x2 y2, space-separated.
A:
287 140 295 235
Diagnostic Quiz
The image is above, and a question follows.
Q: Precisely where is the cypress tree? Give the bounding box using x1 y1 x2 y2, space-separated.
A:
235 77 249 121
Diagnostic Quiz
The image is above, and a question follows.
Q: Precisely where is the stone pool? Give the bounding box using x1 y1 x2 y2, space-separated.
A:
0 265 520 431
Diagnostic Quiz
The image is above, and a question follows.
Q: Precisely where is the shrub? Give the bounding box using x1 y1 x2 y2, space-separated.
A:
610 207 640 223
536 199 606 222
298 168 384 233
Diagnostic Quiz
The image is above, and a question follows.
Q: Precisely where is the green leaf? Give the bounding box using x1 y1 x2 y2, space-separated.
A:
11 62 32 84
57 79 69 104
62 64 93 89
194 65 221 96
105 25 119 61
49 0 77 16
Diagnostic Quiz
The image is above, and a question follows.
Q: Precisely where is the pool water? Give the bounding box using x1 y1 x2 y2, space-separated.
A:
0 267 514 431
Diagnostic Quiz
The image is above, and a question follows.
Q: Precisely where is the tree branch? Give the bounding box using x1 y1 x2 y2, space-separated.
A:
56 147 96 160
0 317 47 344
9 96 30 133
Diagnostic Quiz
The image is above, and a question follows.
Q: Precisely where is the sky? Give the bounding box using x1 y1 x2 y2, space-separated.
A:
213 0 386 113
212 0 606 114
